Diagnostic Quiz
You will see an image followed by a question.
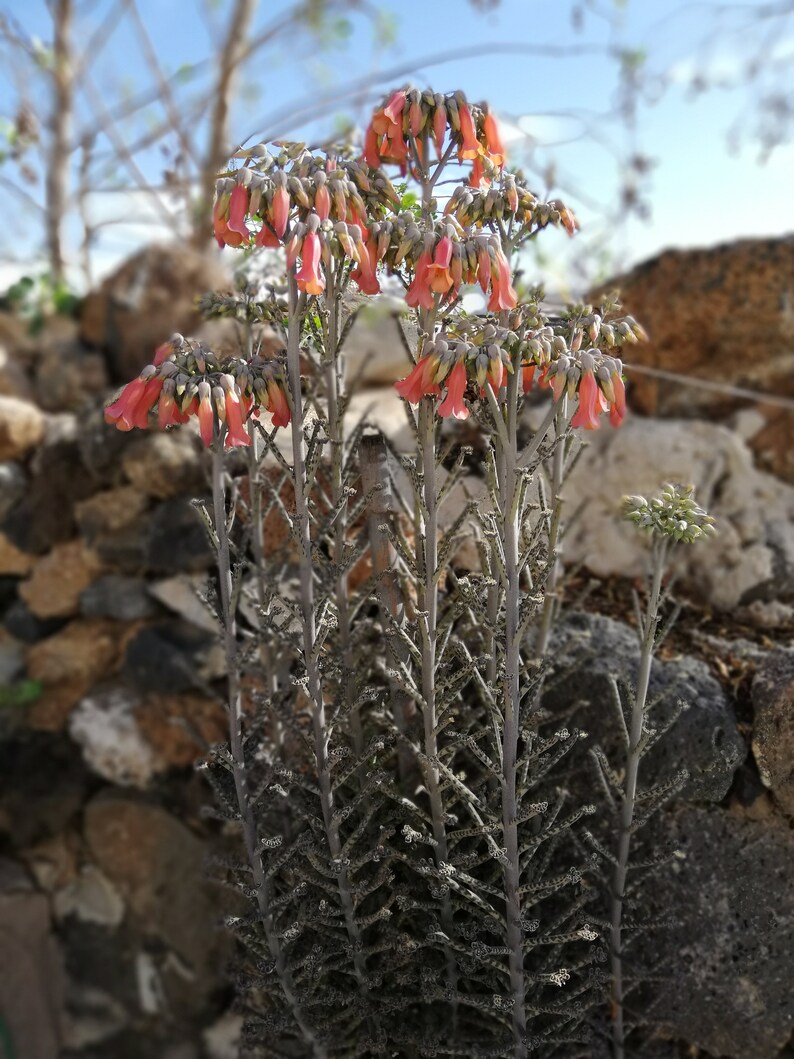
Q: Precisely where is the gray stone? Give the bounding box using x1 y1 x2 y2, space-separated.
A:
121 429 207 500
69 687 157 788
643 807 794 1059
80 574 158 621
0 857 63 1059
0 460 25 519
0 634 24 683
123 620 216 695
148 573 217 633
83 793 229 977
0 733 90 846
546 612 746 802
752 647 794 817
146 497 213 573
560 416 794 611
3 596 68 644
54 866 125 926
203 1012 244 1059
60 983 129 1050
2 426 96 554
92 516 149 574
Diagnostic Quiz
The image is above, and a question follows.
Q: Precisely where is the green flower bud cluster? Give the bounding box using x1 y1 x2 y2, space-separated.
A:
623 484 716 543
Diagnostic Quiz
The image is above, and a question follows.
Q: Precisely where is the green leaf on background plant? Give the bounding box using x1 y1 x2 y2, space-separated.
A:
375 10 399 47
0 680 43 709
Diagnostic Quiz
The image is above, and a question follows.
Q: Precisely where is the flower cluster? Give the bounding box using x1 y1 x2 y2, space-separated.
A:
105 334 291 446
213 148 404 299
213 146 398 241
623 484 716 543
395 324 513 420
511 307 647 429
364 88 505 186
445 177 577 238
380 216 517 312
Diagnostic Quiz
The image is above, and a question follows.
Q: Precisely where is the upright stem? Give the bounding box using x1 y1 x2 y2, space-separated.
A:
210 445 323 1057
324 264 360 756
360 433 413 783
535 397 568 659
286 272 372 999
418 398 458 1005
496 365 528 1055
610 539 667 1059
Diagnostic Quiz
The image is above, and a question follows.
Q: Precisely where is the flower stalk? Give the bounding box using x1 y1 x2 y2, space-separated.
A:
210 440 323 1057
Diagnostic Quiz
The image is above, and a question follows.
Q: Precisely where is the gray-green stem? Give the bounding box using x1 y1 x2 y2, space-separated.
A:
610 536 668 1059
211 443 323 1056
418 397 459 1004
494 363 528 1055
286 272 372 1000
324 263 360 756
535 397 568 660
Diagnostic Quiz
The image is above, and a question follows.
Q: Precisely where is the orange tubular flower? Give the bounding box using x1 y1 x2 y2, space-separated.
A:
522 364 536 393
271 183 290 238
313 173 331 222
213 196 243 249
487 356 504 394
394 354 441 404
409 97 423 137
426 235 454 295
157 386 190 430
105 375 162 431
255 223 280 249
406 251 435 311
432 102 447 158
477 245 491 293
482 111 506 167
352 240 380 295
609 371 627 427
197 381 215 447
363 124 381 169
469 154 489 189
438 360 469 420
266 379 291 428
457 103 481 161
296 230 325 296
223 390 251 449
571 369 601 430
487 250 518 312
227 184 250 239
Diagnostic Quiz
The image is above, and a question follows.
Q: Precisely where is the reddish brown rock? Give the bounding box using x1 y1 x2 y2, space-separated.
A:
135 692 227 768
0 393 45 459
74 485 149 540
0 531 35 575
120 429 206 499
25 619 121 729
0 344 35 400
79 244 230 382
591 236 794 481
20 540 105 618
83 794 223 971
34 345 108 412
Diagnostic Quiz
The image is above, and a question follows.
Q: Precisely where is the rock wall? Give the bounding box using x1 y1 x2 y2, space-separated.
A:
590 235 794 482
0 240 792 1058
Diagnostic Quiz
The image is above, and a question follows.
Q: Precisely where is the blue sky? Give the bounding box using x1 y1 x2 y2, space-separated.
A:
0 0 791 291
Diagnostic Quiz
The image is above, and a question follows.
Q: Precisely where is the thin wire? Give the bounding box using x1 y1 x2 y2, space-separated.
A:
622 361 794 411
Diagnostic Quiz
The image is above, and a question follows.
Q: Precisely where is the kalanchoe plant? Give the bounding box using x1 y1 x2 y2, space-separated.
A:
576 484 716 1059
102 86 682 1058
